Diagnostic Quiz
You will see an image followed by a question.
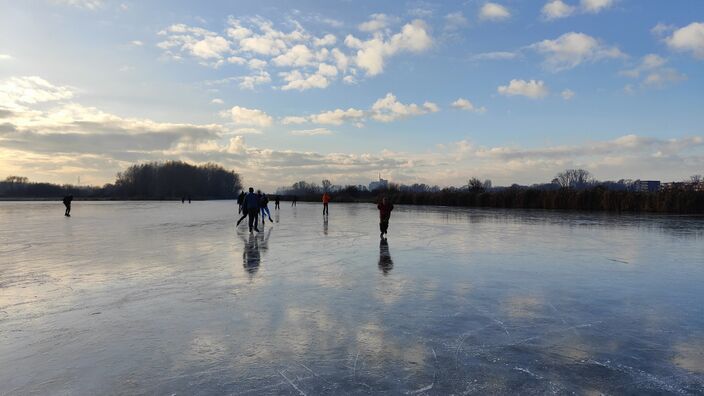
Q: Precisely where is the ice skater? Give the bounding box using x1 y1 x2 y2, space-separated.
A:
322 192 330 216
291 195 297 207
236 197 249 226
377 196 394 238
237 191 245 214
237 187 260 232
62 195 73 217
274 195 280 210
259 191 273 224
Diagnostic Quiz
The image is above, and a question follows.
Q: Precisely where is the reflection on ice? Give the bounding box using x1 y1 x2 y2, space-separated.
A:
238 227 272 279
378 238 393 275
0 201 703 394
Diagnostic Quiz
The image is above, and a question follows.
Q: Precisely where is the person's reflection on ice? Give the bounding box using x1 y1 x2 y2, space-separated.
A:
378 238 394 275
238 228 271 279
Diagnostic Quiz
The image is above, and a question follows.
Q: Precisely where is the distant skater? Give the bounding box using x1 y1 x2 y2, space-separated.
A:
322 192 330 216
62 195 73 217
181 196 185 204
243 187 260 232
377 197 394 238
259 191 273 224
274 195 280 210
188 195 191 204
291 195 297 207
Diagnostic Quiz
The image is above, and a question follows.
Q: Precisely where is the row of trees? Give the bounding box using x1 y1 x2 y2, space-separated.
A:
274 169 704 213
113 162 241 199
1 161 241 200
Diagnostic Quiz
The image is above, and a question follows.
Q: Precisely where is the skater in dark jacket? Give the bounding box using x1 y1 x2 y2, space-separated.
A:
63 195 73 217
377 197 394 238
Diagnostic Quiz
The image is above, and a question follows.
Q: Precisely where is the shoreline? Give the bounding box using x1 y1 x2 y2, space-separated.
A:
2 197 703 216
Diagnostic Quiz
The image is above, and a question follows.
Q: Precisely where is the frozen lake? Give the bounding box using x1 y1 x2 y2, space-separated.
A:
1 201 704 394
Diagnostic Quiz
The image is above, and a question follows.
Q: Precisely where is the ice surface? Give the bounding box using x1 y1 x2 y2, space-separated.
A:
1 201 704 394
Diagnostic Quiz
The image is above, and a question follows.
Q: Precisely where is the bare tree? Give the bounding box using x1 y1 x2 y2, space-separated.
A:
553 169 593 189
5 176 29 184
322 179 332 192
468 177 484 192
483 179 492 190
690 175 702 184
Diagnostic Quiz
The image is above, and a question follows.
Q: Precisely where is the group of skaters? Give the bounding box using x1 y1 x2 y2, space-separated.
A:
235 188 280 232
61 187 396 239
234 188 395 239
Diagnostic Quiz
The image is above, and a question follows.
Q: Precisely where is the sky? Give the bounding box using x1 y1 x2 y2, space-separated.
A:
1 0 703 190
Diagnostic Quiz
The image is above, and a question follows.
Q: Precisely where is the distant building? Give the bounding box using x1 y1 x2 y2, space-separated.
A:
369 176 389 191
662 181 704 192
635 180 660 192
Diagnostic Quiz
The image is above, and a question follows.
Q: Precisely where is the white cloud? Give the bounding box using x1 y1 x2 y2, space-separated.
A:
272 44 314 67
210 98 224 105
561 89 575 100
471 51 518 61
620 54 686 89
158 15 430 90
157 24 231 63
0 76 74 107
0 54 14 60
247 58 267 70
290 127 333 136
314 34 337 47
281 116 308 125
231 17 307 56
580 0 615 13
445 12 469 30
345 19 432 76
238 71 272 90
620 54 667 78
280 93 438 126
226 20 253 41
451 98 486 113
665 22 704 59
227 56 246 65
280 67 334 91
232 127 262 135
310 108 365 125
371 93 439 122
52 0 103 10
498 79 549 99
358 14 392 32
542 0 616 20
651 23 675 37
542 1 576 20
226 106 273 127
191 35 230 59
642 69 687 87
479 3 511 21
531 32 625 71
342 75 357 85
331 48 349 71
129 40 144 47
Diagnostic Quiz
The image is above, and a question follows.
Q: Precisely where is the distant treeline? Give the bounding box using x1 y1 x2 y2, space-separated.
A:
277 170 704 214
0 162 241 200
279 187 704 214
